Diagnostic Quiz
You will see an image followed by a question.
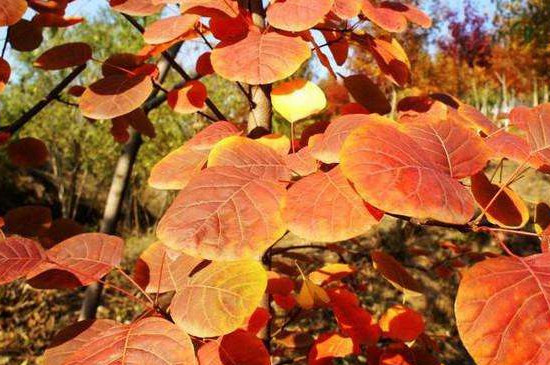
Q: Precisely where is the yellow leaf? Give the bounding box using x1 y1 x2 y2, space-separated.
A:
272 79 327 123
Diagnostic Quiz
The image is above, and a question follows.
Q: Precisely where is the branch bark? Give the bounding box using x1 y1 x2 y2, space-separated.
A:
0 64 86 135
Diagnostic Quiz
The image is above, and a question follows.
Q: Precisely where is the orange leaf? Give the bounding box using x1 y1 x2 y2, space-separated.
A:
211 28 311 85
143 15 199 45
179 0 240 18
148 121 240 190
361 0 407 32
256 133 291 156
198 329 270 365
340 119 475 224
485 130 549 172
7 137 50 167
284 146 319 176
0 236 45 285
309 263 355 285
0 0 27 26
379 305 425 342
157 166 286 260
170 260 267 337
34 42 92 70
284 166 380 242
296 272 330 310
470 172 529 229
456 253 550 365
332 0 362 19
266 0 333 32
380 2 432 28
308 332 357 365
80 74 153 119
110 0 164 16
208 136 291 182
167 80 207 114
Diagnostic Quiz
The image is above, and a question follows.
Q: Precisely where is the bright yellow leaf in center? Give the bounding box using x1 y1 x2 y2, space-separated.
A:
272 79 327 123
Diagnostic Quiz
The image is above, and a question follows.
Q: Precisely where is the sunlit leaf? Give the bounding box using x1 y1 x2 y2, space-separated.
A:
284 147 319 176
171 260 267 337
361 0 407 32
308 332 357 365
148 121 240 190
256 133 291 156
379 305 425 342
266 0 333 32
80 74 153 119
332 0 361 19
157 166 286 260
308 263 355 285
0 0 27 26
380 2 432 28
110 0 164 16
62 317 196 365
179 0 240 18
272 79 327 123
211 28 311 85
143 15 199 44
167 80 207 114
296 272 330 310
284 167 379 242
456 253 550 365
340 120 475 224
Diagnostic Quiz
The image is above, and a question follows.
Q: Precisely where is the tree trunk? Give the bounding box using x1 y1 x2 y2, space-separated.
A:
78 47 179 320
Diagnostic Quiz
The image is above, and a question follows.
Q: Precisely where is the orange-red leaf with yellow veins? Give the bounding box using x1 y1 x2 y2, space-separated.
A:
310 113 392 164
455 254 550 365
110 0 164 16
340 120 475 224
211 28 311 85
208 136 291 183
405 118 489 179
266 0 333 32
62 317 196 365
148 121 240 190
283 167 380 242
157 166 286 261
170 260 267 337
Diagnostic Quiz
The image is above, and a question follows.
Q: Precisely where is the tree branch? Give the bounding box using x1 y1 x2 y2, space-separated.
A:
0 64 87 135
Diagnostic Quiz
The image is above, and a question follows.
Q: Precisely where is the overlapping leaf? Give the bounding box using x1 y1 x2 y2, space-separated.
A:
143 15 199 44
197 330 270 365
208 136 290 182
266 0 333 32
0 0 27 26
110 0 164 16
167 80 207 114
272 79 327 123
371 251 423 299
379 305 425 342
179 0 240 17
170 260 267 337
0 236 45 284
211 28 311 85
455 253 550 365
157 166 286 260
0 57 10 93
148 121 240 190
80 74 153 119
27 233 124 289
308 332 357 365
284 167 379 242
342 74 391 115
340 119 475 224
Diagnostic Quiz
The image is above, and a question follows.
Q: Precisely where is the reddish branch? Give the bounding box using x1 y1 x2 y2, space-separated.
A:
0 64 87 135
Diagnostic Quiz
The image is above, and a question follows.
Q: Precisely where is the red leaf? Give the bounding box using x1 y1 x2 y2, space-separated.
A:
9 19 43 52
0 57 11 93
456 253 550 365
0 236 45 284
244 308 271 335
167 80 208 114
32 13 84 28
34 42 92 70
7 137 50 167
308 332 358 365
342 74 391 115
198 329 270 365
27 233 124 289
38 218 84 249
196 52 215 76
179 0 240 18
371 250 424 298
379 305 425 342
3 205 52 237
113 108 156 138
210 14 249 42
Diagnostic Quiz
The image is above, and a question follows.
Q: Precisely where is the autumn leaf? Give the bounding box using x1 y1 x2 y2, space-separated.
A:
266 0 333 32
34 43 93 70
0 0 27 26
0 236 45 285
